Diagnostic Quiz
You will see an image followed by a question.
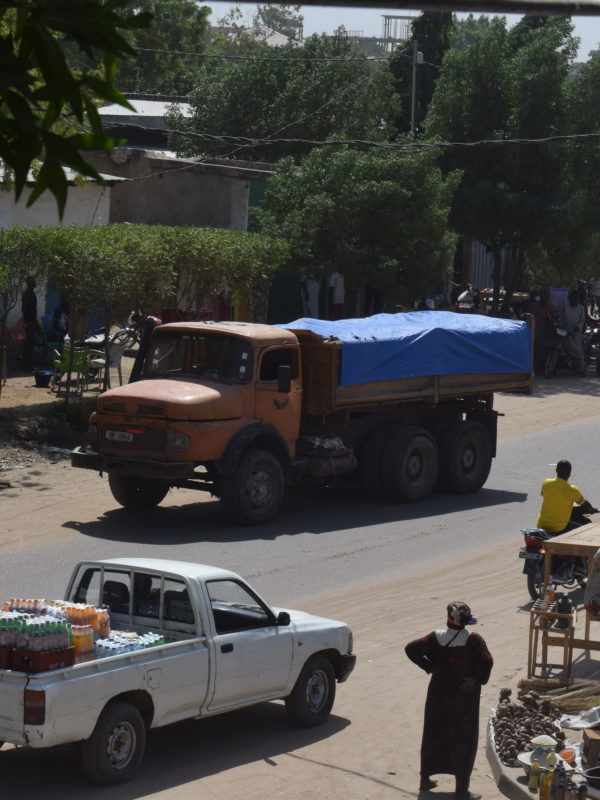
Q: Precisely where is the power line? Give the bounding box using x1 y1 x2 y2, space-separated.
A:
106 123 600 153
134 45 424 66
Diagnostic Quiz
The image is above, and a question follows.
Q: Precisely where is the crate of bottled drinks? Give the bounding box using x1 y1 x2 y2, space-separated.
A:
0 598 166 673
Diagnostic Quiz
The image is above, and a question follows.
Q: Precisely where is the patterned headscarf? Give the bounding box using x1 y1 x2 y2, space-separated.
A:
447 601 477 629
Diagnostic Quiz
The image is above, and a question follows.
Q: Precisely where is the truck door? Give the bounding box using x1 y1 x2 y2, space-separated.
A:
205 579 293 711
254 346 301 452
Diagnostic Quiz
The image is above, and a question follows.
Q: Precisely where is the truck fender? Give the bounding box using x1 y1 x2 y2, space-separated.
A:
216 424 291 478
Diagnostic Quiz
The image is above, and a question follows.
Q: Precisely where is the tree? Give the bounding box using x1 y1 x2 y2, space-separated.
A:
390 12 454 136
113 0 212 95
0 0 151 214
253 147 459 312
450 14 492 50
169 34 399 162
425 17 578 309
253 5 304 40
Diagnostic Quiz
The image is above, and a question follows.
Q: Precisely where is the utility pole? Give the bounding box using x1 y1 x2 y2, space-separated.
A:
410 39 423 137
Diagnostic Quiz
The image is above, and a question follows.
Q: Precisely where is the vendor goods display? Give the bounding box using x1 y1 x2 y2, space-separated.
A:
0 597 164 673
491 687 565 766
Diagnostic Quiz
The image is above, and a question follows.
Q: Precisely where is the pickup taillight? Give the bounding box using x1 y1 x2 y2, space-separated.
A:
24 689 45 725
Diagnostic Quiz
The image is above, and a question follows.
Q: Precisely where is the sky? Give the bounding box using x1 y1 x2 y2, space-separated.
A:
206 3 600 60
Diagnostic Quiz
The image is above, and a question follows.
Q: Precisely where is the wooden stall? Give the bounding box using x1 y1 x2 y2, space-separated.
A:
542 524 600 650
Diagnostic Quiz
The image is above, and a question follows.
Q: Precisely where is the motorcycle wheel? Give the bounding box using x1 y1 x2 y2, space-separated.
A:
527 565 544 601
544 349 558 378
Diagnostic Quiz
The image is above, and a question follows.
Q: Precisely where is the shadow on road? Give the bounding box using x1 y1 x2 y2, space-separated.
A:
1 703 351 798
62 484 528 545
527 373 600 398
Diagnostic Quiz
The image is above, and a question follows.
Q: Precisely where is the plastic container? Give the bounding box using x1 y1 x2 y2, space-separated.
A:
33 370 53 388
10 646 75 673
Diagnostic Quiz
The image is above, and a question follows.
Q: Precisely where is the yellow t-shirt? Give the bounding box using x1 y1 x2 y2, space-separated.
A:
537 477 584 532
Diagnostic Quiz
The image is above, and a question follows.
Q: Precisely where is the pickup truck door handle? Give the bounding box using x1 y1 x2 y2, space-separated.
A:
221 643 234 653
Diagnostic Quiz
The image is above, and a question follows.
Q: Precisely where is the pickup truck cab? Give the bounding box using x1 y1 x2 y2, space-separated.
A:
0 558 355 785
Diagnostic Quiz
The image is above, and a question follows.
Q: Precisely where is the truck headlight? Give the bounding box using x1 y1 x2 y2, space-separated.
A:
170 433 190 453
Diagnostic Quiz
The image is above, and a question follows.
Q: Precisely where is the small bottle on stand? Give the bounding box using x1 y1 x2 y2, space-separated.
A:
529 760 541 793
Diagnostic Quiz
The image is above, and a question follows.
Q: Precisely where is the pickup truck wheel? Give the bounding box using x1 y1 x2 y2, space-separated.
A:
221 448 284 525
285 654 336 727
360 424 398 499
438 421 492 494
108 474 169 510
81 701 146 785
380 426 438 502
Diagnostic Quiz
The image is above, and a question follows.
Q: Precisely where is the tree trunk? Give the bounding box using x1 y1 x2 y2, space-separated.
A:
490 244 503 313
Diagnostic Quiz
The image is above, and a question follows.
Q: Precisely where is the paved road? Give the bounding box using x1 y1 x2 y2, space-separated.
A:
1 415 599 799
3 416 599 604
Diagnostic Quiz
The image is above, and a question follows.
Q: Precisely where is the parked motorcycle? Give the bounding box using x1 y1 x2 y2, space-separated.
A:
544 321 600 378
520 506 598 600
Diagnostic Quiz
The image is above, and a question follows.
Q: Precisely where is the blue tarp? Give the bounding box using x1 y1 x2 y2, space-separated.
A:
281 311 532 388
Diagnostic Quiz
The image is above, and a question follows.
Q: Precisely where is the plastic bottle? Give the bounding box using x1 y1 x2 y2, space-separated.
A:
546 583 556 604
529 760 541 793
540 769 552 800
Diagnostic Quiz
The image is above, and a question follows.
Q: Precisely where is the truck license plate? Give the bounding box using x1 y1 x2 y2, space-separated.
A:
105 430 134 443
519 551 543 560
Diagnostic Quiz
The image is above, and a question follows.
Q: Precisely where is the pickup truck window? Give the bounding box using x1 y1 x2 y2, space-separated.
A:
72 568 197 632
207 580 273 634
143 332 252 384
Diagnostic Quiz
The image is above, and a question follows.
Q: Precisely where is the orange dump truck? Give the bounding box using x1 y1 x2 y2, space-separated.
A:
71 312 532 524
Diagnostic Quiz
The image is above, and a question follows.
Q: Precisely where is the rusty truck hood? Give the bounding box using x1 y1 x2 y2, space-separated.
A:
96 378 244 420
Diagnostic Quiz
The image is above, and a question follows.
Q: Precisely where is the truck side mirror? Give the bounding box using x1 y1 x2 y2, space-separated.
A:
277 611 291 626
277 364 291 394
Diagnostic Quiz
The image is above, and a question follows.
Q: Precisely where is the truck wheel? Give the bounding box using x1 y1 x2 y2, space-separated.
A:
360 423 398 499
438 421 492 494
221 448 284 525
285 654 336 727
108 474 169 510
380 426 438 502
81 701 146 785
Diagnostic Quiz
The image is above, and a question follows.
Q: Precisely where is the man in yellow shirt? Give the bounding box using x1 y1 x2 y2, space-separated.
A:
537 460 595 533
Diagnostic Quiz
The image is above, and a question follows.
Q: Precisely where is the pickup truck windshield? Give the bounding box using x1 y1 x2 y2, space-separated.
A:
143 332 252 384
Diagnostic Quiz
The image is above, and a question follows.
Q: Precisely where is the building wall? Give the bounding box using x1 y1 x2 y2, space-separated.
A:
0 182 111 229
109 170 250 230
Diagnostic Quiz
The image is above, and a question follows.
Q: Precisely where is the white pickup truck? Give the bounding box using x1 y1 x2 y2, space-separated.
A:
0 558 355 785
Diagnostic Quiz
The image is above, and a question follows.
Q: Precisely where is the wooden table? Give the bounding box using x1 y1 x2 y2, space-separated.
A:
543 523 600 649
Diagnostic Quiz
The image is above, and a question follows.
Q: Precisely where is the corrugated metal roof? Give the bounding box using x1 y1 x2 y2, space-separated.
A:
99 100 193 118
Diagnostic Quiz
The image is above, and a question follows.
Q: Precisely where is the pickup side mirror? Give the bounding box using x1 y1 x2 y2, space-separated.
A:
277 364 292 394
276 611 291 626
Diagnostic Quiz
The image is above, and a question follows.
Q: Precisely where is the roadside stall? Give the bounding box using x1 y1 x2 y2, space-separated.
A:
488 524 600 799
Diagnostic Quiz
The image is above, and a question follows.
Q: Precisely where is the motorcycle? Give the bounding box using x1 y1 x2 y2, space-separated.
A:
520 506 598 600
544 321 600 378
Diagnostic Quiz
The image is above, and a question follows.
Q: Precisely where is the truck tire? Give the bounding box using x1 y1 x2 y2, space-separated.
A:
360 423 399 499
221 448 284 525
438 421 492 494
285 654 336 727
80 700 146 785
108 474 169 510
380 426 439 502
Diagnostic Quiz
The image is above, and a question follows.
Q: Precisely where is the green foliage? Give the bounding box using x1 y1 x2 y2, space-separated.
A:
169 34 399 162
114 0 211 94
425 16 578 304
450 14 492 50
0 0 151 215
252 5 304 40
390 12 454 135
0 224 288 329
253 148 459 305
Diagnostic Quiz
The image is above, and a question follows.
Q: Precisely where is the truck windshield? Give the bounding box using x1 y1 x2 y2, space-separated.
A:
143 332 252 384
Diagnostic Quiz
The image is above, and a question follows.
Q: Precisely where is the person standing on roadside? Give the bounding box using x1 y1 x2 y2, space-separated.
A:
21 275 39 369
558 289 587 375
405 601 493 800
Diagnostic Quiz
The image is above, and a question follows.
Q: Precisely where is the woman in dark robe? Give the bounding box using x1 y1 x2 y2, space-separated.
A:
405 601 493 800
